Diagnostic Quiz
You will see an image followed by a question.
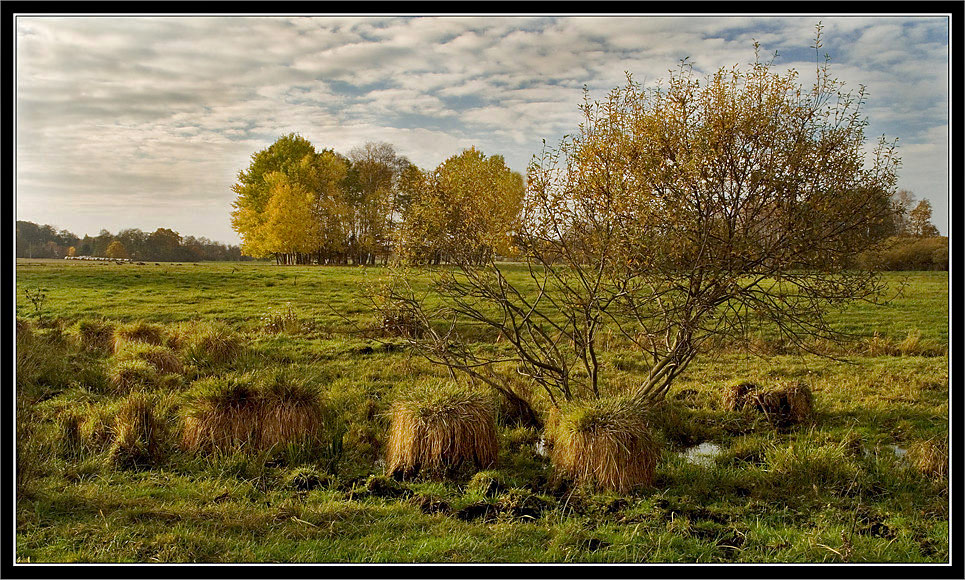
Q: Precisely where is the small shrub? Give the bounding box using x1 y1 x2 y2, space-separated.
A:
113 321 166 352
550 396 659 494
386 383 498 480
75 319 116 352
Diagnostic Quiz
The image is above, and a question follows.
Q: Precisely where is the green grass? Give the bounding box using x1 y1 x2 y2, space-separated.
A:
14 259 948 563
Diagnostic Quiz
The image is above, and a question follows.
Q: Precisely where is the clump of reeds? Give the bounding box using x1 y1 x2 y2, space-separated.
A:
115 342 184 375
723 381 814 427
113 320 166 352
108 393 169 469
181 370 329 454
180 320 243 367
908 437 948 480
75 319 116 352
386 384 497 480
549 396 659 494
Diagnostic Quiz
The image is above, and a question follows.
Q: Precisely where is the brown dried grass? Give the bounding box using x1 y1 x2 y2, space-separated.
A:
751 383 814 426
386 385 497 479
722 382 761 412
550 397 659 494
181 374 327 453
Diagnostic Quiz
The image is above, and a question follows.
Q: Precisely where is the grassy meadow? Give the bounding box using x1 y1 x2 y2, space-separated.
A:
14 259 949 563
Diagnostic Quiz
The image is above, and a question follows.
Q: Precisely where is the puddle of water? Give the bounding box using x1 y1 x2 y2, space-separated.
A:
862 444 908 460
680 442 723 467
535 438 549 457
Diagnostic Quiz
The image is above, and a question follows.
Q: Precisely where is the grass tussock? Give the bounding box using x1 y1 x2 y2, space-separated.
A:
386 384 497 480
115 342 184 375
722 382 761 412
113 321 166 352
180 321 243 367
723 381 814 427
181 370 329 454
549 396 659 494
75 319 116 352
108 393 170 469
108 359 161 393
908 437 948 480
16 325 76 399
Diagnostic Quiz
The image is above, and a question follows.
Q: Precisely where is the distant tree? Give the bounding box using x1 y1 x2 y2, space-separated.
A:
891 189 916 236
383 34 900 410
105 240 129 259
908 199 940 238
67 246 77 257
398 147 524 266
345 142 412 265
230 133 320 259
146 228 182 262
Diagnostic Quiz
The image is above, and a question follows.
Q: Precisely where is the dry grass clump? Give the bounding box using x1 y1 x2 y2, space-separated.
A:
908 437 948 480
108 393 169 469
75 319 116 352
723 381 814 427
386 384 497 480
180 321 243 367
115 342 184 375
113 320 166 352
722 382 762 412
181 371 329 454
549 396 659 494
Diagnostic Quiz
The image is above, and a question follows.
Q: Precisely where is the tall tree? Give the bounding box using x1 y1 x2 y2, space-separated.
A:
231 133 320 259
383 34 900 410
345 142 411 265
399 147 524 265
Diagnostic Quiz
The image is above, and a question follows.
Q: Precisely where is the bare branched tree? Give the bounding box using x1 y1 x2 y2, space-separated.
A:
378 32 900 414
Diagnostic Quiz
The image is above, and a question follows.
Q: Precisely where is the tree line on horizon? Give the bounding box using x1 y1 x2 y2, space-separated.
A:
15 220 249 262
230 133 946 272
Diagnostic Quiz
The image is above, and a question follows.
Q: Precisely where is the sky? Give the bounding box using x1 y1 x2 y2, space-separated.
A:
15 14 951 244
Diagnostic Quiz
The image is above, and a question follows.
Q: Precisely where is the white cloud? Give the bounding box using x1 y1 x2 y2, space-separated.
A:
16 15 950 242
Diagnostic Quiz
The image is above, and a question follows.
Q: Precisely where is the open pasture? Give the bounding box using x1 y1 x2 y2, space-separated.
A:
14 260 949 563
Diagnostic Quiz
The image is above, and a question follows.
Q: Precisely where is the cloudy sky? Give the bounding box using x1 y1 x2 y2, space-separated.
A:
16 14 950 244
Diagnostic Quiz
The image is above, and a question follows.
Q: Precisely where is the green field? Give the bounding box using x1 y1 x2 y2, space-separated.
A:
14 259 949 563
